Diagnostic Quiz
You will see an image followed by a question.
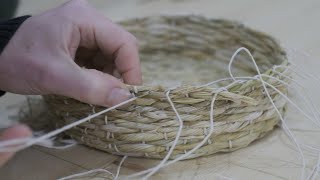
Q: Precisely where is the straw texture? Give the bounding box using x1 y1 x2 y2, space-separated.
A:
44 15 289 159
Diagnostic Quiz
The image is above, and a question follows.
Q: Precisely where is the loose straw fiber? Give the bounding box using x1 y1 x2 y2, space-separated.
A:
44 15 289 160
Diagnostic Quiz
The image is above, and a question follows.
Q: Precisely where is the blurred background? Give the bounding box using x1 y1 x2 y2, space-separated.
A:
4 0 320 54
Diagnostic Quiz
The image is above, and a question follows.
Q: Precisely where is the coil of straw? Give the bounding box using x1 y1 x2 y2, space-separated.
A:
44 15 289 160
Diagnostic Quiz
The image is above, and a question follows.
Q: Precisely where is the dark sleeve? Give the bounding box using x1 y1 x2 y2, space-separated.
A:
0 15 31 97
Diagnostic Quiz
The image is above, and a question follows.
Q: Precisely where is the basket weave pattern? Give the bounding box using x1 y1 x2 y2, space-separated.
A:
44 16 289 159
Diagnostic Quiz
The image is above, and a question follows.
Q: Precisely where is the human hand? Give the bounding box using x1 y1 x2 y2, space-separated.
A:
0 124 32 167
0 0 142 167
0 0 142 107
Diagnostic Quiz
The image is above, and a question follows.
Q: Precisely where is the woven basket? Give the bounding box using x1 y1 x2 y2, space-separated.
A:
44 15 289 160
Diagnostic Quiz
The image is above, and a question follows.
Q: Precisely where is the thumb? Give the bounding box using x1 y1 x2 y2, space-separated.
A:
0 124 32 167
49 64 132 107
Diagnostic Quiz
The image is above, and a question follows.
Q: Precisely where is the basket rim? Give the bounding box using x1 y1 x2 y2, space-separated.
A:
119 15 289 93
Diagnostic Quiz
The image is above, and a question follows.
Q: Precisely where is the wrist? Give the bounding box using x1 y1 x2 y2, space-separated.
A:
0 15 31 97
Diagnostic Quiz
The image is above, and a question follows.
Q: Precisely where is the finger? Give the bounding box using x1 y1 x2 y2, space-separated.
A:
59 0 142 84
46 61 132 107
113 40 142 85
79 14 142 85
0 124 32 167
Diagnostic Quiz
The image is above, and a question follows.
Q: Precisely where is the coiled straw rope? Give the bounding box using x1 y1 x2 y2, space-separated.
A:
45 15 292 179
44 16 289 161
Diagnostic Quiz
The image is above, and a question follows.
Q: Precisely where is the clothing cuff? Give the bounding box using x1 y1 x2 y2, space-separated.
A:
0 15 31 53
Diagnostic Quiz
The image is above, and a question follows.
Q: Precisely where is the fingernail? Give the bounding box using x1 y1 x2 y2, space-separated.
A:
107 88 132 106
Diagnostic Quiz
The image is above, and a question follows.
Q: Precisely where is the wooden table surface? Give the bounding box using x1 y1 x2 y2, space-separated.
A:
1 0 320 179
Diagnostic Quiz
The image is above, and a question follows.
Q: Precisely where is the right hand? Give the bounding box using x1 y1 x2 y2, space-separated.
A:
0 0 142 168
0 0 142 107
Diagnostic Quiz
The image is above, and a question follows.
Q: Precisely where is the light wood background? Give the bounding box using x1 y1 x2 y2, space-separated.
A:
1 0 320 179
